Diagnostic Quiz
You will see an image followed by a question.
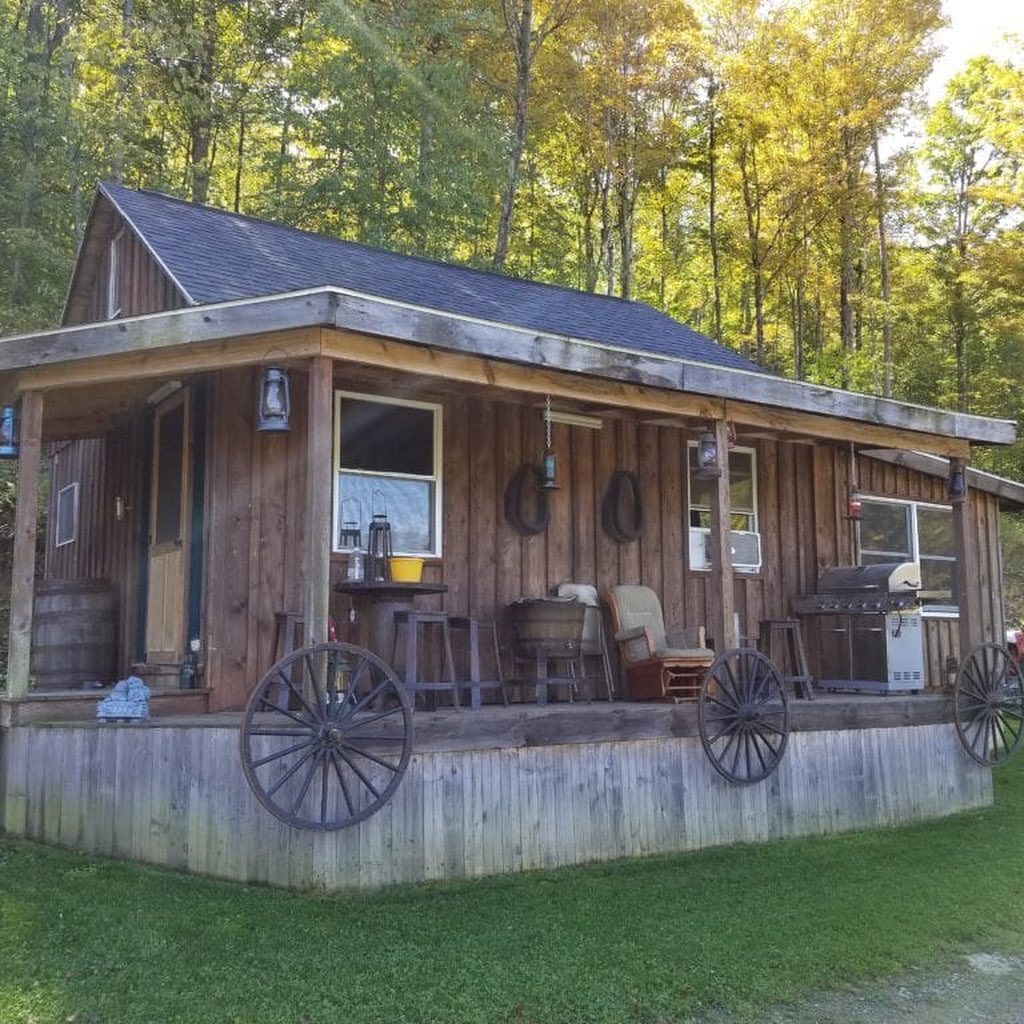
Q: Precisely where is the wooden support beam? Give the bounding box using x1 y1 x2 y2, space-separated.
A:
304 357 334 645
707 419 736 652
950 457 980 657
321 328 974 457
6 391 43 698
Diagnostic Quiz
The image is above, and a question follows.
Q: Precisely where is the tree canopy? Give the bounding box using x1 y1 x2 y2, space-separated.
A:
2 0 1023 476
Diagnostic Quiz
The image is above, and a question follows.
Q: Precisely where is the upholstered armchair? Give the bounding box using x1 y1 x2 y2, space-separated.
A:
604 584 714 701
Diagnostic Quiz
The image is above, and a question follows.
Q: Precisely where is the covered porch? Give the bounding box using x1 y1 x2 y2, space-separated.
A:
1 288 1016 716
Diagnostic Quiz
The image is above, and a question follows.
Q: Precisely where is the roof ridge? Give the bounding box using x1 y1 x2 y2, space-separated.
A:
99 180 674 314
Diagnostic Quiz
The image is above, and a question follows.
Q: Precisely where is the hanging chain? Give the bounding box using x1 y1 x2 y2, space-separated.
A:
545 394 553 450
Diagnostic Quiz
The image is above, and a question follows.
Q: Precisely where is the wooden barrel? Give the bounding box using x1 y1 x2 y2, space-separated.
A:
31 579 118 690
508 598 586 658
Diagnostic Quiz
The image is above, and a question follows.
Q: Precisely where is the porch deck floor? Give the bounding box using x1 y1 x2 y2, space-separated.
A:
11 689 954 754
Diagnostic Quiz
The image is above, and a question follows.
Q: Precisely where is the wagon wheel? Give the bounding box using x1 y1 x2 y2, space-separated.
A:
954 642 1024 767
698 648 790 785
240 642 413 830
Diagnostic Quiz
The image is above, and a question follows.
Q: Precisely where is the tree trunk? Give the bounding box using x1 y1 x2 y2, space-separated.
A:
706 78 723 345
739 143 766 364
871 136 893 397
188 0 217 205
494 0 533 270
234 108 246 212
838 127 859 389
110 0 134 184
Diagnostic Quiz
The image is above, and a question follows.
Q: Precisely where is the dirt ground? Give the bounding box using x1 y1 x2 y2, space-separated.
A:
698 951 1024 1023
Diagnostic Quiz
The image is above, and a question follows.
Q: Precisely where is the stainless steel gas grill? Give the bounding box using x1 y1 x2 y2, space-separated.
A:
791 562 926 694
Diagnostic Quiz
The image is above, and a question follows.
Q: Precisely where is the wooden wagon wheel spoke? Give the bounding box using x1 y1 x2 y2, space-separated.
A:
699 648 790 785
241 642 413 830
266 666 319 719
264 744 319 800
329 750 358 819
954 643 1024 767
248 738 315 770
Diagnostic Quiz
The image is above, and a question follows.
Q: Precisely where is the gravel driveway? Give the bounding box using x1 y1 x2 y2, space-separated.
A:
698 951 1024 1023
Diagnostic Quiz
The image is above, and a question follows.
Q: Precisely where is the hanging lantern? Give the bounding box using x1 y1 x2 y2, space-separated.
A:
948 462 967 504
696 428 720 478
256 367 291 432
541 395 559 490
0 405 18 459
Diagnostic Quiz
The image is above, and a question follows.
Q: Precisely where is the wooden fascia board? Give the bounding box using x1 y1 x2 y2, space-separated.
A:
326 291 1017 447
10 327 323 396
0 291 338 376
0 285 1014 451
321 327 972 457
863 448 1024 508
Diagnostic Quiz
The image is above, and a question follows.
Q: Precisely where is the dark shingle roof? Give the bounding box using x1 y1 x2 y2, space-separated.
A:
101 182 761 373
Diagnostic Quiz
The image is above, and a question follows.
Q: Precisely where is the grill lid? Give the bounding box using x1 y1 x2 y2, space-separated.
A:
815 562 921 595
792 561 921 614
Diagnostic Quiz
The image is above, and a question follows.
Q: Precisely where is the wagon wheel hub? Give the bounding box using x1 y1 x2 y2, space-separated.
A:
323 724 346 747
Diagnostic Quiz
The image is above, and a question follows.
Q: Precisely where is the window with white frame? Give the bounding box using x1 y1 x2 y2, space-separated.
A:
333 392 442 556
858 497 957 614
55 482 79 547
687 444 761 571
107 232 123 319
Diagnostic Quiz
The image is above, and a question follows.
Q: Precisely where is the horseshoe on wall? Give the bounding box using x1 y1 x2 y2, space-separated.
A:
504 463 550 535
602 470 644 543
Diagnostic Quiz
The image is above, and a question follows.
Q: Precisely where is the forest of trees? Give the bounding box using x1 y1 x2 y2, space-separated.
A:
1 0 1023 482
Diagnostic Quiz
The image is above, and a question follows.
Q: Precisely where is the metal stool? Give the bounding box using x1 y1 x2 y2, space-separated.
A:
760 618 814 699
391 610 460 709
448 616 509 709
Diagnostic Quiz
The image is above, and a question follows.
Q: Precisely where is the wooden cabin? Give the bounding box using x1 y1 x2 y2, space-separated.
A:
0 182 1020 891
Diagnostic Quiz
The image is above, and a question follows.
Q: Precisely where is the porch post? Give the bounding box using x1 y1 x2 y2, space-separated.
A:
707 418 736 652
6 391 43 698
950 456 979 657
304 357 333 644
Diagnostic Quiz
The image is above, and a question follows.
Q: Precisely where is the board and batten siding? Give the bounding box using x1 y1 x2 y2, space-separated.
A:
0 719 992 892
54 366 1005 703
193 371 1007 709
65 207 186 326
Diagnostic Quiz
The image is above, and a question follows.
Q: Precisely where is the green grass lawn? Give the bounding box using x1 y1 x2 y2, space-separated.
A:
2 756 1024 1024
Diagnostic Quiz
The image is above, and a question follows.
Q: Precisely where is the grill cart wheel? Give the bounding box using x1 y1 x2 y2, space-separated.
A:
954 642 1024 767
698 648 790 785
240 642 413 830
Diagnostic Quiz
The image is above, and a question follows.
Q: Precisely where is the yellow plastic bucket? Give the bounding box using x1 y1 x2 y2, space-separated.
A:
389 556 424 583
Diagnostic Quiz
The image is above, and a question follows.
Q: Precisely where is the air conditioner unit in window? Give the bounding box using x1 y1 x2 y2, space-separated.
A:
688 528 762 572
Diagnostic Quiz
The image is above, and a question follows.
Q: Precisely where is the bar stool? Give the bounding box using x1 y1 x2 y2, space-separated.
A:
448 616 509 709
760 618 814 699
391 610 460 709
274 611 305 661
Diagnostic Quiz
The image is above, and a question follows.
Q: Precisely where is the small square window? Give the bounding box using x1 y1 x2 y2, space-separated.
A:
55 483 79 547
333 393 442 556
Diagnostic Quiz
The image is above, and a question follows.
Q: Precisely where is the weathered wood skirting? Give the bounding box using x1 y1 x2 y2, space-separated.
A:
0 713 991 892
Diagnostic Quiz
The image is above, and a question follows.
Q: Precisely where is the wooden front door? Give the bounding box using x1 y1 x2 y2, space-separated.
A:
145 389 191 663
